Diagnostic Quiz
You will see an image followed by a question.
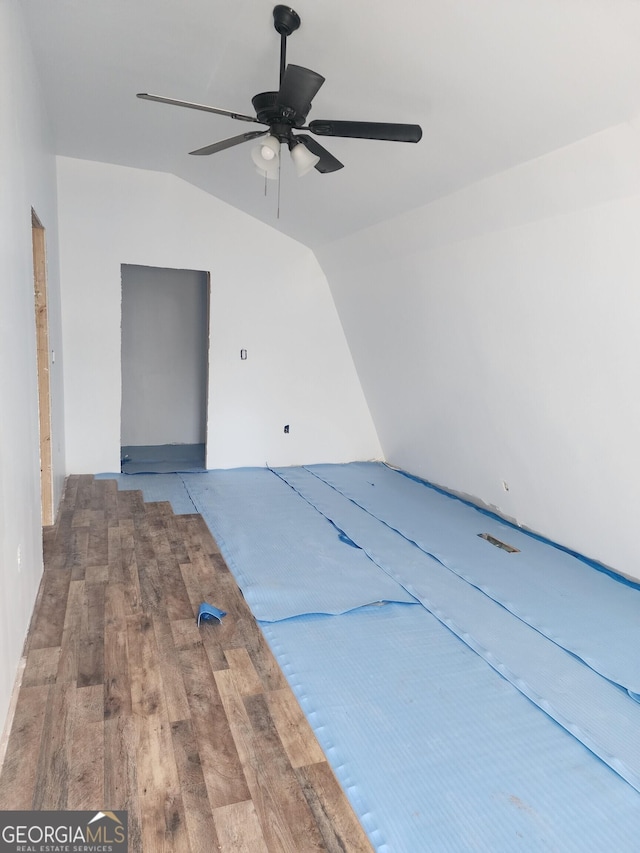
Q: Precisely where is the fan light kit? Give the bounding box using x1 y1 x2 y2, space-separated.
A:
137 5 422 183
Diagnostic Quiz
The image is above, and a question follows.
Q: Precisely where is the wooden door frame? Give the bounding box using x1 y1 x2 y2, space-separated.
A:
32 209 54 525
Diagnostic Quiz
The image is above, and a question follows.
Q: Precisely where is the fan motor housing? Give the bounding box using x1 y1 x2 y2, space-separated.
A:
252 91 307 128
272 5 301 37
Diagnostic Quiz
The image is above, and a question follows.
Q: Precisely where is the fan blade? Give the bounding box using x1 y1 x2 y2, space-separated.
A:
276 65 325 117
296 134 344 173
137 93 264 124
308 120 422 143
190 130 268 156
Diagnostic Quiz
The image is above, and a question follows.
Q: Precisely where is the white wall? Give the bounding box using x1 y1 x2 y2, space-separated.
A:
121 265 209 447
0 1 66 737
317 120 640 581
56 157 381 472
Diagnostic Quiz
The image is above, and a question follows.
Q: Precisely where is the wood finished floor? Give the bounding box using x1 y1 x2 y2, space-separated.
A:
0 475 373 853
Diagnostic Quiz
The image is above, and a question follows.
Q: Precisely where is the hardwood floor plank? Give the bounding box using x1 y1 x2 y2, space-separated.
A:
136 555 165 618
234 612 289 694
266 687 326 769
158 557 196 622
179 645 251 809
0 685 49 809
295 762 374 853
153 616 191 723
179 562 204 620
149 515 195 621
68 684 104 809
135 714 190 853
68 527 90 581
171 718 222 851
200 620 230 674
28 567 72 650
62 474 80 510
56 577 84 689
72 507 95 529
104 627 131 720
63 578 85 632
246 691 328 852
104 715 143 851
164 513 191 564
127 614 166 719
43 523 59 564
117 520 143 608
117 488 143 521
213 799 269 853
133 508 158 566
101 479 120 525
31 681 75 809
177 514 222 560
108 524 123 581
87 511 108 566
224 647 263 697
78 579 106 688
170 617 205 652
105 581 131 633
22 646 61 687
215 669 325 852
145 500 175 518
86 563 110 584
74 474 95 511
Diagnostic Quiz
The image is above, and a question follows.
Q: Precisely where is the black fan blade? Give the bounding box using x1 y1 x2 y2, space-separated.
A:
190 130 268 156
137 93 264 124
276 65 325 117
309 120 422 143
296 134 344 173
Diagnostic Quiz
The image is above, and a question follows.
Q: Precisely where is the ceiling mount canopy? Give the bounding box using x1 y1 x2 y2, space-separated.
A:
137 5 422 186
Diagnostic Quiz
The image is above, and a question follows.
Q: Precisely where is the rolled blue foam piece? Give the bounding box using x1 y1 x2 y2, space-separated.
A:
197 602 227 626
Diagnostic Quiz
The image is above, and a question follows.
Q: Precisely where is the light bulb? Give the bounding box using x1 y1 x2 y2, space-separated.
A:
251 135 280 174
290 140 320 177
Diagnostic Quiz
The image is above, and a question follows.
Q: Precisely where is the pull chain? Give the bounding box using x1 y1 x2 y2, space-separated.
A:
277 155 282 219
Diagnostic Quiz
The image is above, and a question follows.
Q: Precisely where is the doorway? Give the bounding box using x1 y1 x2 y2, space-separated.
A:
32 210 54 524
120 265 210 473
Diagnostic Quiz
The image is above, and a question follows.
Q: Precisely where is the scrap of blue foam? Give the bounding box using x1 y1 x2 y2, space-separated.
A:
94 473 198 514
180 469 417 621
264 603 640 853
197 602 226 625
274 465 640 793
305 461 640 698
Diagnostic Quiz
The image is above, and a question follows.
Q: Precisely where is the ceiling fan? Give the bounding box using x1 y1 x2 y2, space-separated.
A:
137 4 422 179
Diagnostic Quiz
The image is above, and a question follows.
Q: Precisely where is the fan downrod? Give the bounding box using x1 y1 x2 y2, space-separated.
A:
273 5 300 37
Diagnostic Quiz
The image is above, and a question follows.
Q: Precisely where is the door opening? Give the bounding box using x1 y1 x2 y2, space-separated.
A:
32 210 54 524
120 265 210 473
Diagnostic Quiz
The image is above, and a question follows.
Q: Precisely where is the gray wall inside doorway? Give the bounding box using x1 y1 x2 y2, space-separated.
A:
121 264 209 447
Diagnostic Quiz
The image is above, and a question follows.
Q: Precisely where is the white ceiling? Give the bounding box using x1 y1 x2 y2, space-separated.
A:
21 0 640 248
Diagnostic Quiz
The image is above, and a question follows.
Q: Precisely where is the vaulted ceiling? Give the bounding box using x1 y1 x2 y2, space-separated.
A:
22 0 640 248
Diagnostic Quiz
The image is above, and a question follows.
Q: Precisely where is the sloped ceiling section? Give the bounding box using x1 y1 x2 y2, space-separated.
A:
22 0 640 248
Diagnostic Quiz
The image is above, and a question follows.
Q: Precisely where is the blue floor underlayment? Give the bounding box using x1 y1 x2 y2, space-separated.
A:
119 443 207 474
99 462 640 851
